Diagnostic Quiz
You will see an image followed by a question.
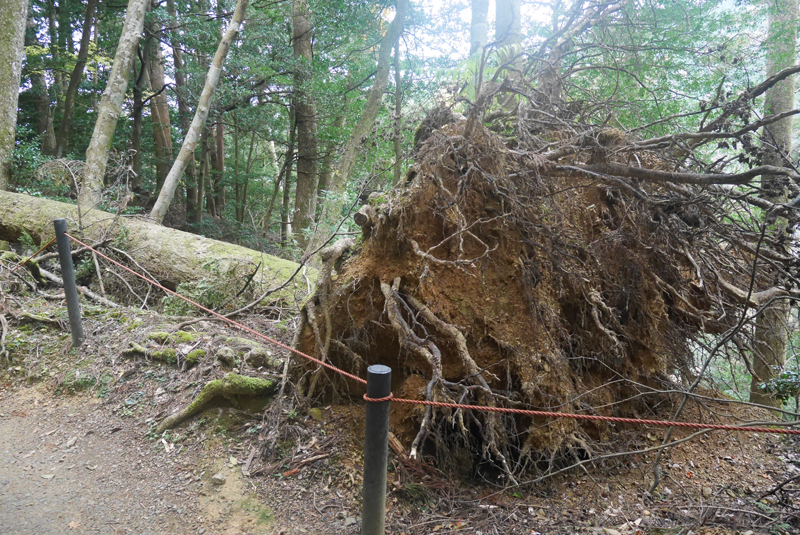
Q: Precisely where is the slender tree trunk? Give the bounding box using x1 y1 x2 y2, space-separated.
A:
291 0 319 248
57 0 72 55
207 122 219 216
213 120 225 215
264 136 288 234
48 2 64 109
131 53 146 190
264 172 282 233
281 109 296 246
470 0 489 56
194 128 211 225
393 34 403 186
150 0 249 224
317 108 345 198
750 0 797 408
55 0 97 158
0 0 29 190
234 117 241 221
235 126 256 223
80 0 149 208
166 0 198 224
305 0 408 255
25 12 56 155
144 21 174 192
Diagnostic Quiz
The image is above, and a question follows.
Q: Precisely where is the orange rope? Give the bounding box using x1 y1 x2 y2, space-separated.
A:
8 238 56 274
65 233 800 436
363 393 800 435
65 234 367 385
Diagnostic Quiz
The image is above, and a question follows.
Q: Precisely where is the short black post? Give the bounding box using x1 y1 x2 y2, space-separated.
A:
53 218 83 347
362 364 391 535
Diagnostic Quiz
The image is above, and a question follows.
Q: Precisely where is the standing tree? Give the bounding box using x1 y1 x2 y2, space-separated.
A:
150 0 249 224
291 0 319 248
144 17 174 191
750 0 798 407
305 0 409 256
80 0 149 208
55 0 97 158
470 0 489 56
0 0 29 190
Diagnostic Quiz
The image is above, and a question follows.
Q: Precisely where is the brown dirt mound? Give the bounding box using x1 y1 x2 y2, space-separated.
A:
294 122 740 475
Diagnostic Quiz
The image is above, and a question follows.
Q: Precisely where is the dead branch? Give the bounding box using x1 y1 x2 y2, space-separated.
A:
37 266 121 309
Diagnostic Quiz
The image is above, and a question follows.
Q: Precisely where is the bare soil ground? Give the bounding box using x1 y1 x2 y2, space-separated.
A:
1 285 799 534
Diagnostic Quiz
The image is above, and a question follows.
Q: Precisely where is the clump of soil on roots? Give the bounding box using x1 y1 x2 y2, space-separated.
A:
295 122 734 479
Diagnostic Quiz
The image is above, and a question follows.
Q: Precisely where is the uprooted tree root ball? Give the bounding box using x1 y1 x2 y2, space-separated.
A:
294 122 767 478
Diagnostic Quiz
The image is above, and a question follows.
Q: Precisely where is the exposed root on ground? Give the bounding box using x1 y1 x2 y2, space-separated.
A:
156 373 277 433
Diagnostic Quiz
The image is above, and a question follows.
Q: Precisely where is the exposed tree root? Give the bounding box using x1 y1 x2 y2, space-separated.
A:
0 314 8 365
299 238 354 399
380 278 518 483
156 373 277 433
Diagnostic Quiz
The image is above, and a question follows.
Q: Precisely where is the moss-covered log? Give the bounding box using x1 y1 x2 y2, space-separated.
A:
0 191 311 300
156 372 277 433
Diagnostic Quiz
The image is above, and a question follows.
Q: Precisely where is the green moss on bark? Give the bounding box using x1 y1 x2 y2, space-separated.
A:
155 373 277 433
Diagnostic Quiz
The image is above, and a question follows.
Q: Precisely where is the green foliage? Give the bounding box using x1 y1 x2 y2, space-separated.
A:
162 279 227 316
60 370 98 395
17 231 35 249
761 369 800 403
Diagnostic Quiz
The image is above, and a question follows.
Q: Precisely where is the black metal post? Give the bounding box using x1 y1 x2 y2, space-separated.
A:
362 364 391 535
53 219 83 347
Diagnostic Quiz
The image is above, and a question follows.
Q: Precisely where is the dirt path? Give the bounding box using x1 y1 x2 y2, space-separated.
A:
0 386 204 534
0 385 359 535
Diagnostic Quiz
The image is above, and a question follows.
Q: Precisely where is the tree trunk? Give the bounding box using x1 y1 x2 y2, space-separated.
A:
166 0 198 224
750 0 797 408
47 2 64 109
0 190 308 299
150 0 249 224
80 0 149 208
0 0 29 190
304 0 408 256
207 122 218 217
317 111 345 198
25 13 56 155
495 0 521 48
194 127 211 225
393 34 403 185
291 0 319 248
469 0 489 56
55 0 97 158
144 21 174 192
131 53 145 190
281 110 296 247
213 120 225 215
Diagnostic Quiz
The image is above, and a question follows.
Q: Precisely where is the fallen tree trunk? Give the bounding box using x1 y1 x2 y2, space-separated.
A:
0 191 309 300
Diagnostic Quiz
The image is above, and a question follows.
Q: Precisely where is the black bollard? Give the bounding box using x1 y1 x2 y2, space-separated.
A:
362 364 392 535
53 219 83 347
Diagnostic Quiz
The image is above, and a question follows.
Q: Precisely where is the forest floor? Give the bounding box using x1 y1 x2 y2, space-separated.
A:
1 285 799 534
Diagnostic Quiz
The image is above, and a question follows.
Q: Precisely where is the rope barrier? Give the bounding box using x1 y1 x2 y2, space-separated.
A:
64 233 800 436
363 393 800 435
8 238 56 274
64 234 367 385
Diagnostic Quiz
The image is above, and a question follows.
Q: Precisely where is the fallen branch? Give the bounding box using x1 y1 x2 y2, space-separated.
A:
38 266 121 308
